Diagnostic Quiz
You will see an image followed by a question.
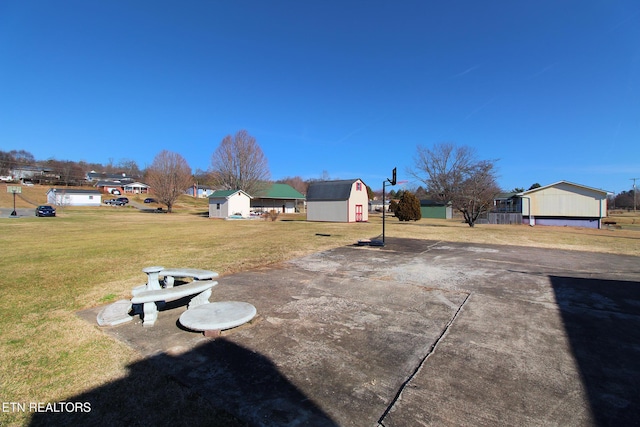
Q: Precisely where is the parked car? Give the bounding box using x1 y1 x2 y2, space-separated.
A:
144 198 156 203
35 205 56 217
116 197 129 204
104 199 125 206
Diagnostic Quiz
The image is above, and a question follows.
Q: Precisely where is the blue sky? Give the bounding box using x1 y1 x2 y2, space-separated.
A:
1 1 639 193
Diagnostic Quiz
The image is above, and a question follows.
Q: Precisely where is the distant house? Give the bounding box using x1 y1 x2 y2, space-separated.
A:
306 179 369 222
123 182 150 194
420 199 453 219
186 184 214 198
11 166 57 184
88 171 144 195
47 188 102 206
489 180 608 229
86 171 138 183
251 183 305 214
94 180 125 195
208 190 252 219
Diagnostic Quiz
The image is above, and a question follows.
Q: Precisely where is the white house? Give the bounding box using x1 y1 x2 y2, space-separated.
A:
123 182 150 194
208 190 252 218
47 188 102 206
306 179 369 222
491 181 608 229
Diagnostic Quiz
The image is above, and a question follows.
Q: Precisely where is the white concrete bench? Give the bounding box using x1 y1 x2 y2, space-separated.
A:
130 267 219 296
130 279 218 327
160 268 219 287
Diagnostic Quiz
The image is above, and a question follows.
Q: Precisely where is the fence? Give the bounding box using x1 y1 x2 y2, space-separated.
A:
487 212 523 225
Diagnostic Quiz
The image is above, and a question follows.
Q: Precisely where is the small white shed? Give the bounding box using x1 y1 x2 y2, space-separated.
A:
47 188 102 206
208 190 252 218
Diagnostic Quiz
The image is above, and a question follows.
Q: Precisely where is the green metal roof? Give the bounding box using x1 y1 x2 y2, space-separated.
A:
209 185 303 199
260 183 305 199
209 189 251 199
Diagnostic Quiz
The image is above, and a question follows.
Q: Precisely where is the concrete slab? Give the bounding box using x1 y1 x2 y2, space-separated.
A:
78 238 640 426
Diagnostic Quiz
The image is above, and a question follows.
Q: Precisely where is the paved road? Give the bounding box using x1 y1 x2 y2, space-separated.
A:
69 238 640 426
0 202 158 217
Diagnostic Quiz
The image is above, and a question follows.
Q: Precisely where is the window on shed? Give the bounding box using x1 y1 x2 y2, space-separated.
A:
356 182 362 191
216 203 220 210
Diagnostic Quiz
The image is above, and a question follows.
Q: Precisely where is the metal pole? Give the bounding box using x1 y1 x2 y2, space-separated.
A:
10 190 17 216
632 178 639 213
382 180 386 245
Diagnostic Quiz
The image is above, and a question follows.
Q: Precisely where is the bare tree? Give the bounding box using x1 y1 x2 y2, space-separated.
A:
116 158 142 177
410 143 500 227
146 150 193 213
277 176 308 194
0 151 14 175
210 130 270 196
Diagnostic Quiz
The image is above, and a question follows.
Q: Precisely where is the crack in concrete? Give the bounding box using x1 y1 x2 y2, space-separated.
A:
377 291 472 427
419 240 444 255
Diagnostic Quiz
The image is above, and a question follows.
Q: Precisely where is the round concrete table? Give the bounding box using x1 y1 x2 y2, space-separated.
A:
179 301 256 336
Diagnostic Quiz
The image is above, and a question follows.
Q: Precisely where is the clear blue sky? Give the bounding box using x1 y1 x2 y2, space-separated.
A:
1 1 639 193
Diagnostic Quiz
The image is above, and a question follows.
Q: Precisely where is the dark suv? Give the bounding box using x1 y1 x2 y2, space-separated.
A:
116 197 129 204
35 205 56 217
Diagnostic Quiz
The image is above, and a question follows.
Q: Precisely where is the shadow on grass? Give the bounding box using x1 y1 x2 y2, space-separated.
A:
29 339 338 427
138 208 168 214
550 275 640 425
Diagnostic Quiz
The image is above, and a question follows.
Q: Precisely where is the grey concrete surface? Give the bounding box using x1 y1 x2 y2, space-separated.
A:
0 207 37 217
78 238 640 426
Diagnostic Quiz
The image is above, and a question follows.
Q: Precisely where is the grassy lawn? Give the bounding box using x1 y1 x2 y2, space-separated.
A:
1 186 638 425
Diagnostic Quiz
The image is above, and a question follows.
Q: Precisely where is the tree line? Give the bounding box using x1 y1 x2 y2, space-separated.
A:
4 134 635 217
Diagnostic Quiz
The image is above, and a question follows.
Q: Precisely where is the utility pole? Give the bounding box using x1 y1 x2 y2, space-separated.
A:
632 178 639 213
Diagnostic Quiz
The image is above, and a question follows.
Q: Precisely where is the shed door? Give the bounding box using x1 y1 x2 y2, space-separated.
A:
355 204 363 222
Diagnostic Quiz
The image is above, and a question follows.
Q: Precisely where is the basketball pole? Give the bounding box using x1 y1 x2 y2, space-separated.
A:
382 168 396 245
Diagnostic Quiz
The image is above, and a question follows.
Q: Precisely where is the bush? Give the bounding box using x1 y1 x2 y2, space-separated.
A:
395 191 422 221
264 210 279 221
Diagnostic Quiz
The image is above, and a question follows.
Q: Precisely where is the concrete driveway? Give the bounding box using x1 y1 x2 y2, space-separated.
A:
76 238 640 426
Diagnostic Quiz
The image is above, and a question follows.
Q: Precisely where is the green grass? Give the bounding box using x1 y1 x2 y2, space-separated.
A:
0 199 638 426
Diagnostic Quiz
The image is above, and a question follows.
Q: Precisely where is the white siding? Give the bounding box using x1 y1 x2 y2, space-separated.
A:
528 183 606 217
48 192 101 206
227 192 250 217
347 180 369 222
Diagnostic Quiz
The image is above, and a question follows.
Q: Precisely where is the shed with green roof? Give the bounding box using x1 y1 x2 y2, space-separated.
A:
208 189 252 218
